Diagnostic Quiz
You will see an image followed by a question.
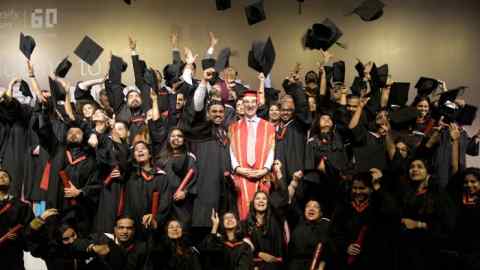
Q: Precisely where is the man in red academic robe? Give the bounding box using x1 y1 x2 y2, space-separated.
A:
229 90 276 220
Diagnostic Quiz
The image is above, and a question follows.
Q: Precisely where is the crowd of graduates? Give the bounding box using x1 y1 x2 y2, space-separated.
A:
1 30 480 270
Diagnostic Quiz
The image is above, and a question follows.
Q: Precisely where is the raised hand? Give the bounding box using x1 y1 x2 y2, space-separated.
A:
184 47 198 65
128 36 137 51
209 32 218 48
170 32 178 48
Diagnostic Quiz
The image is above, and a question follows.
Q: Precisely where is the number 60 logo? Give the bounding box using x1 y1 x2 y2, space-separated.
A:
31 9 58 29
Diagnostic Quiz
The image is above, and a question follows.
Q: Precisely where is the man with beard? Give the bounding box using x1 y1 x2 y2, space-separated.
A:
186 67 232 240
73 216 148 270
0 169 34 270
105 52 148 144
34 106 99 234
229 88 276 221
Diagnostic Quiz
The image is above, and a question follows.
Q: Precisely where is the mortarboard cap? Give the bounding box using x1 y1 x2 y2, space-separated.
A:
351 76 367 95
144 68 159 91
332 61 345 84
415 77 439 97
390 106 419 125
215 47 231 72
456 104 477 126
74 36 104 66
201 58 216 70
19 80 32 98
54 57 72 78
48 77 66 102
355 60 365 77
438 86 467 106
163 63 183 87
388 82 410 107
19 32 36 60
304 18 344 51
110 54 128 73
245 0 266 25
352 0 385 22
370 63 388 88
248 37 276 76
216 0 231 11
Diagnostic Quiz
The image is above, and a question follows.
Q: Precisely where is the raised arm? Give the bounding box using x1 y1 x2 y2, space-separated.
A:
257 72 266 107
348 97 369 129
449 123 460 175
193 68 213 112
27 60 46 104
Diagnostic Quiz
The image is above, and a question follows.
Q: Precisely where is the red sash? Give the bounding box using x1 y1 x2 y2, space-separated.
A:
0 203 12 216
229 118 275 220
66 150 87 165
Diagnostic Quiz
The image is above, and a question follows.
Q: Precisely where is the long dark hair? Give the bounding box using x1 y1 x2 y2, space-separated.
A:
219 212 245 241
309 113 334 139
156 128 188 170
165 219 193 257
246 191 273 236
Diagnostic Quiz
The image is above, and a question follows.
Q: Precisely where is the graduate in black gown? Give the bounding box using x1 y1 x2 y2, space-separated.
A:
93 120 130 233
275 77 311 185
72 216 148 270
0 169 35 270
300 112 348 217
26 208 93 270
287 200 331 270
156 128 198 228
449 167 480 270
200 209 254 270
124 141 170 233
396 159 456 270
187 68 231 232
150 219 202 270
244 161 288 270
330 170 400 270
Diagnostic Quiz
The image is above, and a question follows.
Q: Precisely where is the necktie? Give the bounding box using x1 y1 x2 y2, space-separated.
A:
247 120 256 167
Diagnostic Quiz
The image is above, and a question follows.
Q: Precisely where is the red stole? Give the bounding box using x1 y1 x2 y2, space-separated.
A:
229 118 275 220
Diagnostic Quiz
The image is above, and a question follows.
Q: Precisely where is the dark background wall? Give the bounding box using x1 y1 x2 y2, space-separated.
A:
1 0 479 166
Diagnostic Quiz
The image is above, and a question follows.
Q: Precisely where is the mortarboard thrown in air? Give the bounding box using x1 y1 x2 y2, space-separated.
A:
248 37 276 76
350 0 385 22
388 82 410 107
304 18 345 50
54 57 73 78
415 77 439 97
20 32 36 60
74 36 104 66
245 0 266 25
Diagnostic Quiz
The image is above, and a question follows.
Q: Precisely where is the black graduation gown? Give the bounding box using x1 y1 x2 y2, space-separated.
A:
26 215 91 270
24 107 67 203
0 98 31 198
330 189 400 270
275 80 311 184
72 233 148 270
0 196 34 270
163 152 198 228
94 134 130 233
34 115 99 233
350 124 387 173
301 133 348 217
123 167 170 230
245 182 289 270
149 235 202 270
452 196 480 270
199 233 254 270
105 59 148 144
182 102 231 228
396 180 456 270
287 218 331 270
